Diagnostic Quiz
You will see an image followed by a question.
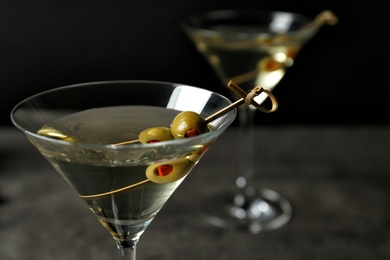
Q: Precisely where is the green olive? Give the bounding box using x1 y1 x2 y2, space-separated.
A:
145 157 195 184
170 111 208 139
139 127 174 144
37 126 76 142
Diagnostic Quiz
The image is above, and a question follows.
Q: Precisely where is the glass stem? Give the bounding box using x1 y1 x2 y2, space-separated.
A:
116 239 138 260
236 105 256 193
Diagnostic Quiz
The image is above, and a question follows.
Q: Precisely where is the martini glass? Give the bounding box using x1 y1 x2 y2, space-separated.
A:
10 80 236 260
181 10 337 233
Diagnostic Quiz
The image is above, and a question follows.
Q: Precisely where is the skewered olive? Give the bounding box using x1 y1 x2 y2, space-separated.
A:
145 157 195 183
37 126 76 142
138 127 174 144
170 111 209 139
258 57 283 72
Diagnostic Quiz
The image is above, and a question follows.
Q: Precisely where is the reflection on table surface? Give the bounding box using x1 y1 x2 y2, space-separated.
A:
1 125 389 259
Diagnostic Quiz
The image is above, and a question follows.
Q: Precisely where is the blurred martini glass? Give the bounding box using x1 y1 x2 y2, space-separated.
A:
182 9 337 233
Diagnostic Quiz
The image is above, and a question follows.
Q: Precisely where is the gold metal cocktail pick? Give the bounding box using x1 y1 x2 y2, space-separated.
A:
303 10 338 29
222 10 338 86
37 81 277 146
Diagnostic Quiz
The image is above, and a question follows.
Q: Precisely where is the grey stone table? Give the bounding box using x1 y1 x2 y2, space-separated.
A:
1 126 389 260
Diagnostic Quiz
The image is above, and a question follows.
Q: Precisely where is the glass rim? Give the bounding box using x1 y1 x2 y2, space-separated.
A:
10 80 236 150
181 9 315 36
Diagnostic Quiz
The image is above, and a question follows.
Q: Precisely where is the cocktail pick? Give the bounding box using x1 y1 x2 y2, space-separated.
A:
36 81 277 146
303 10 338 29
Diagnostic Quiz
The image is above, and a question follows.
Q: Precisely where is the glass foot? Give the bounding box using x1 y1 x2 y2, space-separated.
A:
202 187 293 234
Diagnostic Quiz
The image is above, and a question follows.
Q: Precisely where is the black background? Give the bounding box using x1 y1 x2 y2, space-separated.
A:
1 0 389 126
